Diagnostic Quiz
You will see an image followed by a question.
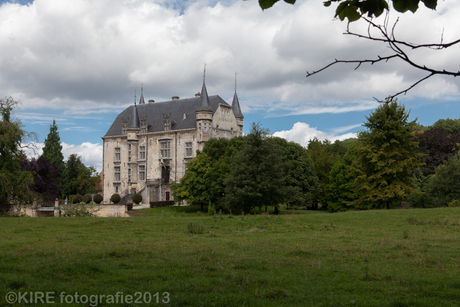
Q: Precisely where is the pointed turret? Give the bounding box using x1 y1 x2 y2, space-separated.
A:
197 81 212 111
128 103 140 129
231 91 244 119
139 85 145 105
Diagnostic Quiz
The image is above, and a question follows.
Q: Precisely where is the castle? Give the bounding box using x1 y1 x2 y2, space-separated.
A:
101 79 244 204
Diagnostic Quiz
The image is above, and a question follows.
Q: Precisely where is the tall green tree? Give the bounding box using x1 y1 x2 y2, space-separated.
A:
61 154 99 197
0 97 34 206
271 137 320 208
224 123 286 214
42 120 64 171
431 118 460 137
171 137 244 211
353 100 423 209
326 143 362 212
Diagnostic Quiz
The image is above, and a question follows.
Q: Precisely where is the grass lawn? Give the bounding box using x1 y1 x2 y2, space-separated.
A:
1 207 459 306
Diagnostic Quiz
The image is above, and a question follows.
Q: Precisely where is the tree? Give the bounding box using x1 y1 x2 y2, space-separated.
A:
271 137 320 208
259 0 460 100
431 118 460 137
416 127 460 176
171 137 244 211
225 123 287 214
427 153 460 206
326 143 362 212
259 0 438 20
42 120 64 171
21 156 61 203
61 154 99 197
353 99 423 209
0 97 34 207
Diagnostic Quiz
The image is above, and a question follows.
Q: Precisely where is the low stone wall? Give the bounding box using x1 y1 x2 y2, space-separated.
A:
9 203 129 217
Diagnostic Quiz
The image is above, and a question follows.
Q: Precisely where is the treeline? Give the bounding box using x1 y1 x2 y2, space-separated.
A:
0 97 99 207
173 100 460 213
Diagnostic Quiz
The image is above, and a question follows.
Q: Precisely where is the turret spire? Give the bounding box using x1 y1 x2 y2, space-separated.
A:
139 83 145 105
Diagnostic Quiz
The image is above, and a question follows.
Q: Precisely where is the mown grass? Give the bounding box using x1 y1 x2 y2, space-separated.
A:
1 207 459 306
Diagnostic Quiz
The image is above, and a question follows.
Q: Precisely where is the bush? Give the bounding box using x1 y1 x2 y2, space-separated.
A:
132 194 142 204
82 194 92 204
448 199 460 207
93 194 103 204
61 203 99 217
111 193 121 204
126 203 133 211
207 204 216 216
72 194 83 204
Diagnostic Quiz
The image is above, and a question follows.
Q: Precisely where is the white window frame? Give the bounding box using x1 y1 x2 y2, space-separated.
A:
185 142 193 158
114 147 121 162
114 166 121 182
139 145 146 160
138 165 146 181
160 140 171 159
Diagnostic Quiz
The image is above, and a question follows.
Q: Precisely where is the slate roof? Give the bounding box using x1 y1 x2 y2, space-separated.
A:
128 104 140 129
231 92 244 119
103 95 230 137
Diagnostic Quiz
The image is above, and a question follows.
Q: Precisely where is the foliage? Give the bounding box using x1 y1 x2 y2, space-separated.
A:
110 193 121 204
207 204 216 216
431 118 460 136
93 194 103 204
307 138 355 208
271 137 320 208
353 100 423 209
150 200 175 208
326 143 362 212
186 222 205 234
171 136 244 209
447 199 460 208
82 194 92 204
416 127 460 176
0 97 35 207
61 154 100 197
224 123 287 214
20 156 61 203
60 203 99 217
405 169 434 208
427 154 460 207
259 0 438 22
42 120 64 174
132 193 142 204
72 194 83 204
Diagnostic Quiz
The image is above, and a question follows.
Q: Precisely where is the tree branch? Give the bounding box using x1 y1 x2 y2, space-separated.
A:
307 14 460 100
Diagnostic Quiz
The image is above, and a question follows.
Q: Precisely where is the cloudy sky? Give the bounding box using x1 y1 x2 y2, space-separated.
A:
2 0 459 171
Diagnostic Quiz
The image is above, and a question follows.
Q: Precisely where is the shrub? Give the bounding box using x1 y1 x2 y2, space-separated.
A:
61 203 99 217
207 204 216 216
72 194 83 204
132 194 142 204
448 199 460 207
126 203 133 211
111 194 121 204
93 194 103 204
82 194 92 204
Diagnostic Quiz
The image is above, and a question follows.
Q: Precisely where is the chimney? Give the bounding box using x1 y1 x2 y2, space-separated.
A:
172 96 180 100
148 100 155 104
195 92 201 97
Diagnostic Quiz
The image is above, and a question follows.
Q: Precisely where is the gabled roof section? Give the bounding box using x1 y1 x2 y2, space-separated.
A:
104 95 229 137
231 91 244 119
196 82 212 112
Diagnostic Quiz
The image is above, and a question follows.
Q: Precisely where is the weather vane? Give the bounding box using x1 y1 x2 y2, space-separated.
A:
203 63 207 84
235 72 238 92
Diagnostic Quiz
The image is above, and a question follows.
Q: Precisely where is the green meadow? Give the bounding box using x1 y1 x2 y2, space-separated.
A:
1 207 460 306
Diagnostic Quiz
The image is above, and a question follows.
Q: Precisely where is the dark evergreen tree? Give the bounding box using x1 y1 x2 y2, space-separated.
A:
42 120 64 171
353 100 423 209
224 123 286 214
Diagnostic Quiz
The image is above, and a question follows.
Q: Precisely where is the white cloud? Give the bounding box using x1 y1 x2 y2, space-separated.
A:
1 0 459 117
22 141 103 172
273 122 357 147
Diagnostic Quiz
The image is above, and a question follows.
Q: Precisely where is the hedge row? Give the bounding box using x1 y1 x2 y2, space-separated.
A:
150 201 175 208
